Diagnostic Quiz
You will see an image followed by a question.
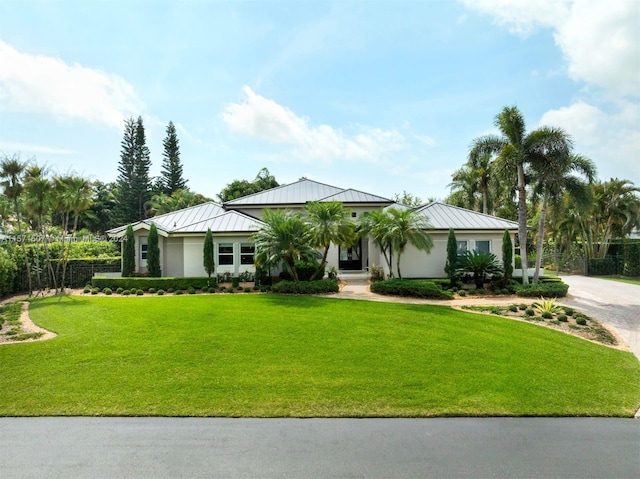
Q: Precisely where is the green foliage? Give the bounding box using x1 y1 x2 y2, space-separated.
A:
91 287 99 295
576 317 587 326
147 223 161 277
271 279 339 294
122 289 130 295
160 121 187 194
116 287 124 294
175 289 183 295
103 288 112 295
136 289 144 296
502 230 513 282
187 287 196 295
370 279 454 300
457 290 466 297
217 167 279 202
148 288 156 294
558 314 568 322
83 285 91 294
623 240 640 277
532 298 562 315
203 228 215 280
457 250 503 289
157 289 165 296
508 304 518 312
122 225 135 277
116 116 151 223
0 248 17 297
444 228 458 287
92 276 211 291
279 260 322 282
525 308 535 316
516 281 569 298
369 264 385 282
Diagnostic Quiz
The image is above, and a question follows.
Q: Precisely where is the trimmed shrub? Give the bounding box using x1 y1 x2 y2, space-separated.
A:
508 304 518 312
518 304 528 310
563 307 575 316
92 277 211 292
515 281 569 298
187 287 196 295
231 277 240 289
167 288 174 294
103 288 112 296
148 288 156 294
83 285 91 294
576 317 587 326
175 289 183 295
136 289 144 296
116 287 124 294
370 279 454 300
558 314 568 322
541 311 553 319
525 308 535 316
157 289 165 296
122 289 131 296
271 279 339 294
457 290 466 297
91 287 100 295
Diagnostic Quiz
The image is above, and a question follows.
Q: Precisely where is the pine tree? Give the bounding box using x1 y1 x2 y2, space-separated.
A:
444 228 458 287
502 229 513 283
147 223 161 277
132 116 151 221
122 224 136 277
115 118 137 224
203 227 215 285
161 121 187 194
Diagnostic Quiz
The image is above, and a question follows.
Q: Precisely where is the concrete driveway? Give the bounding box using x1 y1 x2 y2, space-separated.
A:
560 275 640 360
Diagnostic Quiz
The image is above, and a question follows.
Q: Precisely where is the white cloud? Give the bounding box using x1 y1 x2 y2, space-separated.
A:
461 0 639 98
0 40 144 129
221 86 407 164
539 101 640 181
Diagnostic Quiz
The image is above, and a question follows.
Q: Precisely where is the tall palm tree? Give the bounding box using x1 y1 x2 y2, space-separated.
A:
23 165 57 292
305 201 356 280
358 209 395 277
386 208 433 279
0 155 32 295
529 153 596 282
251 209 319 282
470 106 572 284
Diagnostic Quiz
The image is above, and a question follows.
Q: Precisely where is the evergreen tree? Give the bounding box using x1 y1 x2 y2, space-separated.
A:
444 228 458 287
502 229 513 283
160 121 187 194
122 224 136 277
115 117 137 224
203 228 215 285
132 116 151 221
147 223 161 277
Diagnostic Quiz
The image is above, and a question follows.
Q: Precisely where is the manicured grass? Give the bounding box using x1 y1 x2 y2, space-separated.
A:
596 275 640 286
1 295 639 417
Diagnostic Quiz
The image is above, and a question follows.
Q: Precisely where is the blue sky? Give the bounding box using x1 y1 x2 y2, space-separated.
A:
1 0 638 203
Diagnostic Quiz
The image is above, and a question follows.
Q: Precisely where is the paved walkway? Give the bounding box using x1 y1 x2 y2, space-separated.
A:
331 274 640 361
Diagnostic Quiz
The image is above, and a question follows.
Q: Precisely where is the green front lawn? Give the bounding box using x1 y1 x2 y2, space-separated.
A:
596 275 640 286
1 295 639 417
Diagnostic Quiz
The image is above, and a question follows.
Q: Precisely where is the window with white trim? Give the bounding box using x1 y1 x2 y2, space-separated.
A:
218 243 234 265
475 240 491 253
140 237 148 260
456 240 468 254
240 244 255 265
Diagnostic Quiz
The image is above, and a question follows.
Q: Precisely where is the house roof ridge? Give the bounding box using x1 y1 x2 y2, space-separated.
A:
319 187 393 203
224 177 345 205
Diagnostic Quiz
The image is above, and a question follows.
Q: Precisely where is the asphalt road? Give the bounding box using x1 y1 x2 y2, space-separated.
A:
560 275 640 360
1 417 639 479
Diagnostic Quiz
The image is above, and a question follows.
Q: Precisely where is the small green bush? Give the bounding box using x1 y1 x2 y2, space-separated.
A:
91 287 100 295
576 317 587 326
541 311 553 319
508 304 518 312
458 290 466 297
208 287 216 294
516 281 569 298
188 287 196 295
558 314 568 322
271 279 340 295
525 308 535 317
518 304 528 310
136 289 144 296
167 288 174 294
92 277 211 292
122 289 131 296
103 288 112 296
116 287 124 294
175 289 183 295
148 288 156 294
231 277 240 288
370 279 454 300
157 289 165 296
563 307 575 316
83 285 91 294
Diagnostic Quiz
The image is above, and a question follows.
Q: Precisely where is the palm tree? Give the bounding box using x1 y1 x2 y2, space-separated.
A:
0 155 32 295
470 106 573 284
305 201 356 280
529 153 596 282
448 152 499 214
386 208 433 279
359 209 395 277
251 209 319 282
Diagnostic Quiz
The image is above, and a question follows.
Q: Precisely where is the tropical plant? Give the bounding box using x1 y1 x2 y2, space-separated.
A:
457 250 503 289
532 298 562 316
203 227 215 285
251 209 319 282
386 208 433 279
0 154 32 295
122 224 135 277
469 106 573 284
358 209 394 277
305 201 356 280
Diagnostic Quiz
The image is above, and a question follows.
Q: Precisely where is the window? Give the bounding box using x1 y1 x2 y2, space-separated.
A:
456 241 468 254
475 240 491 253
240 244 255 265
351 212 357 218
218 243 234 265
140 237 148 260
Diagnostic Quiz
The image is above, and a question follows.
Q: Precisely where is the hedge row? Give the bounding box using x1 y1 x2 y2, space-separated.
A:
92 276 216 291
515 281 569 298
271 279 339 294
370 279 454 300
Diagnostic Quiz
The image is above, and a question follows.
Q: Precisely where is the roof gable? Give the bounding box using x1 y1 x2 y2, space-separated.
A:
415 202 518 230
319 188 392 204
172 210 263 233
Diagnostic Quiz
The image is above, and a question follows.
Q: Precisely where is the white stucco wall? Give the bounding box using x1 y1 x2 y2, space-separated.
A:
163 237 184 277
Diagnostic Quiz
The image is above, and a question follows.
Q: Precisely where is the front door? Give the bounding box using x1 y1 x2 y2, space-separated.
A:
339 239 362 270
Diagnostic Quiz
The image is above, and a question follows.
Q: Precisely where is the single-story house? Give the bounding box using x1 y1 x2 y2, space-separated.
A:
107 178 518 278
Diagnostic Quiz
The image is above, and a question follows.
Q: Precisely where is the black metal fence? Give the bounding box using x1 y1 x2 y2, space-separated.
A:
15 259 121 292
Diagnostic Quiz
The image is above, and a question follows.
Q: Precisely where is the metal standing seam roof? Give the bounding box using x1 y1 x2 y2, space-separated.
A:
172 210 263 233
415 202 519 230
224 178 348 206
319 189 393 204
